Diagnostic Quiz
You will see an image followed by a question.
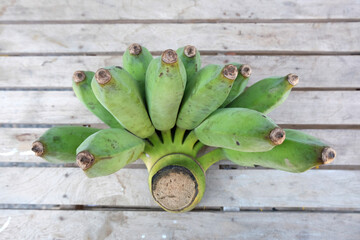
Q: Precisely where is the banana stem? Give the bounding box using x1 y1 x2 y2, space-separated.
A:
161 129 172 143
148 132 162 146
183 130 199 148
174 127 186 145
197 148 226 172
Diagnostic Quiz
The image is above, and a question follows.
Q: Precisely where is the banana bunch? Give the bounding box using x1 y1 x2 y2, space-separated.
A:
32 44 336 213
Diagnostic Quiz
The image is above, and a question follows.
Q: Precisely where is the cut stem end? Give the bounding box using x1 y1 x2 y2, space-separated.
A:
184 45 197 58
223 64 238 80
287 73 299 86
76 151 95 170
95 68 112 85
32 141 44 156
73 71 86 83
129 43 142 55
161 49 178 64
321 147 336 164
270 127 286 145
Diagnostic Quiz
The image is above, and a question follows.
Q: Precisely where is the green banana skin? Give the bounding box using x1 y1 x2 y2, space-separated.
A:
227 74 299 114
222 129 336 173
177 64 238 130
146 50 187 130
91 66 155 138
194 108 285 152
76 128 145 178
176 45 201 81
31 126 100 163
122 43 153 97
72 71 123 129
220 63 251 108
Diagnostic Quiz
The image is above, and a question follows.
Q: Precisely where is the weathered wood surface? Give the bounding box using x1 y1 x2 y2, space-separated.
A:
1 168 359 208
1 23 359 53
1 0 359 20
1 55 359 88
0 91 358 125
1 128 357 165
1 210 359 240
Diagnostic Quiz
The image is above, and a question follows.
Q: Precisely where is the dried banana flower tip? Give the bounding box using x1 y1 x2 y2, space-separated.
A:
287 74 299 86
31 141 44 156
162 49 178 64
322 147 336 164
76 151 95 170
240 64 252 78
95 68 112 85
73 71 86 83
129 43 142 55
223 64 238 80
184 45 197 57
270 128 286 145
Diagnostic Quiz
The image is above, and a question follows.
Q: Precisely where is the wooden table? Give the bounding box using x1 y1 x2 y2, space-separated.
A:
0 0 359 239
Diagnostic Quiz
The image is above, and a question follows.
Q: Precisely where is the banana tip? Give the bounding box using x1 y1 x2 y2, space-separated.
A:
321 147 336 164
162 49 178 64
270 127 286 145
76 151 95 170
73 71 86 83
32 141 44 156
287 74 299 86
95 68 111 85
223 64 238 80
184 45 197 58
129 43 142 55
240 64 252 78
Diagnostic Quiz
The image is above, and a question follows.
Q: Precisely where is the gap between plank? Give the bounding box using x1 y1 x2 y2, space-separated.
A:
0 204 359 213
1 50 360 57
0 18 359 25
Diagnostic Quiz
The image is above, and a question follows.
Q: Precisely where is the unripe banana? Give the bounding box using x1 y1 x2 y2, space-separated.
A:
31 126 100 163
176 45 201 81
194 108 285 152
72 71 123 129
177 64 238 130
220 63 252 108
227 74 299 114
122 43 153 97
145 49 187 130
222 129 336 172
76 128 145 178
91 66 155 138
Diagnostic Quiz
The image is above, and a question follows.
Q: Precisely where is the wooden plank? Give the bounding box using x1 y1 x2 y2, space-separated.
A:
1 168 359 208
0 91 358 125
1 128 358 165
1 0 359 20
0 210 359 240
1 55 359 88
1 23 359 53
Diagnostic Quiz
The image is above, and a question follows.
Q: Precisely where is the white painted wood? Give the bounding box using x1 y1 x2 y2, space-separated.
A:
0 210 359 240
1 23 359 53
1 168 359 208
1 55 359 88
1 128 357 165
1 0 359 20
0 91 358 125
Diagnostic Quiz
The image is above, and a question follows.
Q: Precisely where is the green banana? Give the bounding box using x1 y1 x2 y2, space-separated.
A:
76 128 145 178
177 64 238 130
122 43 153 97
222 129 336 172
145 49 187 130
227 74 299 114
176 45 201 81
220 63 251 108
91 66 155 138
194 108 285 152
72 71 123 129
31 126 100 163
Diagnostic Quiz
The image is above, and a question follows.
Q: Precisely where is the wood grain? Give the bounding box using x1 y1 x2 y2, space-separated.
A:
0 91 358 125
1 128 357 165
1 23 359 53
1 55 359 88
1 168 359 208
0 0 359 21
0 210 359 240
